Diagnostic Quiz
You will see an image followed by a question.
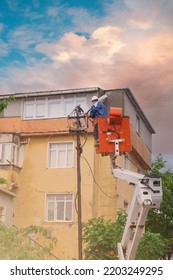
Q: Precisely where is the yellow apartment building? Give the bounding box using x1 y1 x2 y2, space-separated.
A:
0 87 154 259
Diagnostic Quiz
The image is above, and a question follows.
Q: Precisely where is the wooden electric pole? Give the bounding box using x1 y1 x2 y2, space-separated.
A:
68 105 87 260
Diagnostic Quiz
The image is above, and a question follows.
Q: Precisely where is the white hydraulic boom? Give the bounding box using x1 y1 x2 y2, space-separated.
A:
112 165 162 260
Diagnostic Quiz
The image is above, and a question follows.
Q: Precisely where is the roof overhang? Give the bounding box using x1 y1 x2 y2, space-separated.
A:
0 87 101 99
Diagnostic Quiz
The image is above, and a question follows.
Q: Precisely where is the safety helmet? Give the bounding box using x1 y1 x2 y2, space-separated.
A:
91 96 98 102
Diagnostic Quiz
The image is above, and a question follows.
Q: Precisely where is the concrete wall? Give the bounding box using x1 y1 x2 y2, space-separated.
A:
3 99 22 117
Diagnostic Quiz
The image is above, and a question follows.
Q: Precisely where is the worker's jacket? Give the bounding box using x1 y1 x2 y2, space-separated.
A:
90 102 108 119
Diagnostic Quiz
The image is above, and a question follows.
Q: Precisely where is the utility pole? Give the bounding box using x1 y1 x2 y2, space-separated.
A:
68 105 87 260
76 116 82 260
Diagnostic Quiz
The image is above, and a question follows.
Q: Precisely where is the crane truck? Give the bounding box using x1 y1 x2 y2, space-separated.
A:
94 106 162 260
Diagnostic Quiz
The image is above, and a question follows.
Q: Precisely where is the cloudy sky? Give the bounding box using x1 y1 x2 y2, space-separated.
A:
0 0 173 170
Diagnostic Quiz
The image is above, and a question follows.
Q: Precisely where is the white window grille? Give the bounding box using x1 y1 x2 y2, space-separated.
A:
24 98 35 119
48 142 74 168
48 97 61 117
46 193 73 222
35 98 45 118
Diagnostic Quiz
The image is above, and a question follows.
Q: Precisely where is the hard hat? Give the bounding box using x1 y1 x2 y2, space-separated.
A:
91 96 98 102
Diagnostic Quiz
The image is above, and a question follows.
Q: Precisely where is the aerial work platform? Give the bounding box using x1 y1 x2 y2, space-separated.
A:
95 107 162 260
95 107 132 156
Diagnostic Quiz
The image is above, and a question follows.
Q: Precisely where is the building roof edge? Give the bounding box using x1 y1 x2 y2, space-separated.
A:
0 87 101 99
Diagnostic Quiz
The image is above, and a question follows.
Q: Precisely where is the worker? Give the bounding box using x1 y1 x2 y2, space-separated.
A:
89 96 108 142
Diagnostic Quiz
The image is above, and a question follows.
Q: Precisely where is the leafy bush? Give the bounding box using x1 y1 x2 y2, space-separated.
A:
0 223 57 260
136 231 166 260
83 209 127 260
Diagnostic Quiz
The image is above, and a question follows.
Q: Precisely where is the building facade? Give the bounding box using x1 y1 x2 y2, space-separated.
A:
0 87 154 259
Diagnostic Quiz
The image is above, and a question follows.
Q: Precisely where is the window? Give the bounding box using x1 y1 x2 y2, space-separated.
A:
0 143 11 164
48 97 61 117
48 142 74 168
0 206 6 223
64 96 75 116
36 98 45 118
24 99 34 118
46 193 73 222
0 143 20 166
23 95 89 119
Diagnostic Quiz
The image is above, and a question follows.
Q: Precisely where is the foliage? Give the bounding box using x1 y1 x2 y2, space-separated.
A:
146 154 173 240
0 178 7 185
0 223 57 260
136 232 166 260
0 96 15 112
164 237 173 260
83 208 167 260
82 209 127 260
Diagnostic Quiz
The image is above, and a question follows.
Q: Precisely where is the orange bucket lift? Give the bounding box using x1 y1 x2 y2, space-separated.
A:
96 107 132 156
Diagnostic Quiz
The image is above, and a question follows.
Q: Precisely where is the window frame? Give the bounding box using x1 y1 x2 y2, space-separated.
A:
47 141 74 169
0 205 6 223
45 193 74 222
0 143 20 166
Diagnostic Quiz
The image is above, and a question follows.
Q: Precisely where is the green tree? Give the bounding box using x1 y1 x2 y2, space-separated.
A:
136 232 166 260
146 154 173 258
83 209 167 260
146 155 173 238
0 96 15 112
0 223 57 260
83 209 127 260
0 178 7 185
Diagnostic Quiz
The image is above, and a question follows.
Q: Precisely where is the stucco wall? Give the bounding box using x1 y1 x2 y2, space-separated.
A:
13 134 95 259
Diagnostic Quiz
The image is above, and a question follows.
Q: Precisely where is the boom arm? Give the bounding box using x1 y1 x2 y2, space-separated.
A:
112 167 162 260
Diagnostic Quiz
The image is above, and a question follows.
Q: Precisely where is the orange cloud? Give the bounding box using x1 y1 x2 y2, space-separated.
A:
1 18 173 166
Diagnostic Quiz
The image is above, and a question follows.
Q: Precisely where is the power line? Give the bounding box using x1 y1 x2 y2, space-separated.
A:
81 154 116 199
